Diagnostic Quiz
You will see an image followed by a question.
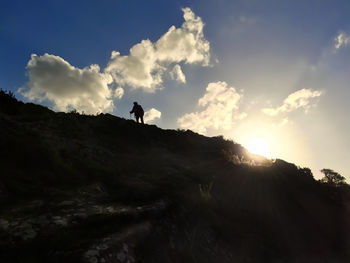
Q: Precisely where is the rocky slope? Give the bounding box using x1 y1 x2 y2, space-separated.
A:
0 90 350 263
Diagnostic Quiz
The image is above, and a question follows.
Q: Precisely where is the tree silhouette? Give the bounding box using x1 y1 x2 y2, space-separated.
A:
320 168 346 186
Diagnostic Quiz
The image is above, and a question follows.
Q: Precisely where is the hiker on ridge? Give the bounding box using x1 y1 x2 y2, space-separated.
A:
130 101 144 124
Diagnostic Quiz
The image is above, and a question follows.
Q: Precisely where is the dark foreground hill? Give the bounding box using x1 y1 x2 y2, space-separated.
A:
0 90 350 263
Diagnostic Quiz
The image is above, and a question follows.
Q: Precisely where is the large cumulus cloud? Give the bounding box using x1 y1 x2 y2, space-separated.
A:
19 54 114 114
105 7 210 92
177 81 246 134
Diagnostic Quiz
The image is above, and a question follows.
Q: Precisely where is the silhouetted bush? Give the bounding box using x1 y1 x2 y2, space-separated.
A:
320 168 346 186
69 108 79 115
0 89 16 100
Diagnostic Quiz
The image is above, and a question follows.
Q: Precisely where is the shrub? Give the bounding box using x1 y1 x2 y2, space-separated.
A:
320 168 346 186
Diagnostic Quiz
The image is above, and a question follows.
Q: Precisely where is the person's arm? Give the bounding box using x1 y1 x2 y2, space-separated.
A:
130 106 135 114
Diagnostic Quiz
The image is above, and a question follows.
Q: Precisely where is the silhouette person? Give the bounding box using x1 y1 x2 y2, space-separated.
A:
130 102 144 124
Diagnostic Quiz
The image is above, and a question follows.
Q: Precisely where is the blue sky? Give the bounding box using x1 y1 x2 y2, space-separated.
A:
1 0 350 179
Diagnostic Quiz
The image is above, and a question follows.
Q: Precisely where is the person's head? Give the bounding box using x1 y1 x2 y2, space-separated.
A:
133 101 138 105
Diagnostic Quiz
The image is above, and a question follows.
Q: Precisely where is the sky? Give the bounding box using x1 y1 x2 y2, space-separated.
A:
1 0 350 180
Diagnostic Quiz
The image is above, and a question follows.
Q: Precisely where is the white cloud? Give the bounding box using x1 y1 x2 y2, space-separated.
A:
105 7 210 92
334 32 350 50
19 54 114 114
105 41 162 92
169 64 186 83
262 88 322 116
155 8 210 65
177 81 246 134
144 108 161 123
114 87 124 99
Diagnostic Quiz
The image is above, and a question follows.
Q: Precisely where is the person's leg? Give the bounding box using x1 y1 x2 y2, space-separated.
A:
141 115 144 124
136 116 140 123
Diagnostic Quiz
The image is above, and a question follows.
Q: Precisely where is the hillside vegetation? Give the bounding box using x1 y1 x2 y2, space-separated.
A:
0 90 349 263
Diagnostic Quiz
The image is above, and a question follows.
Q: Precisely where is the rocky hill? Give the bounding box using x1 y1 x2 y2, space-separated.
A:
0 90 349 263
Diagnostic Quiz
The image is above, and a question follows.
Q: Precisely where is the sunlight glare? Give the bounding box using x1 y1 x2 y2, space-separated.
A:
247 138 270 157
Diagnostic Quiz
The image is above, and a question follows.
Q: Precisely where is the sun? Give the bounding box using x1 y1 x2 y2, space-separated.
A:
246 138 270 157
